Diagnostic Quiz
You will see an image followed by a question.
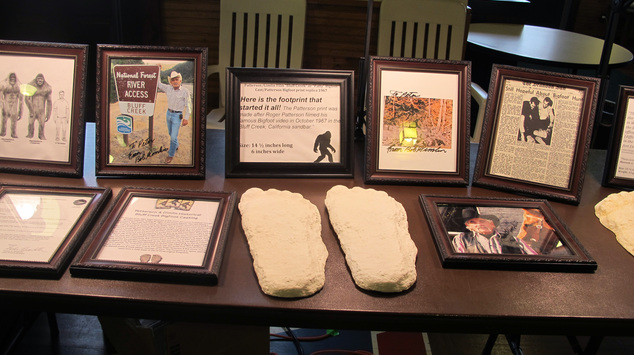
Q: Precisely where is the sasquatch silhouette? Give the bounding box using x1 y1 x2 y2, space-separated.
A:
313 131 336 163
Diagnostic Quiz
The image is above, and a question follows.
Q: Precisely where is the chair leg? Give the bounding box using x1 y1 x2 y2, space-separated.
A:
46 312 59 338
567 335 604 355
482 334 498 355
504 334 523 355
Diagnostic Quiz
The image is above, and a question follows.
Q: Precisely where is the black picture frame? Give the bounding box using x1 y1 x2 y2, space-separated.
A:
95 44 207 179
419 194 597 272
364 56 471 185
473 65 600 205
0 184 111 279
0 40 88 177
603 85 634 189
70 187 237 285
225 67 354 178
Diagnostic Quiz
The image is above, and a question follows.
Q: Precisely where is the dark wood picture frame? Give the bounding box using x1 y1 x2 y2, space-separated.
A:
225 67 354 178
0 184 111 279
70 187 237 285
95 44 207 179
473 65 600 204
0 40 88 177
603 85 634 189
419 194 597 272
364 56 471 185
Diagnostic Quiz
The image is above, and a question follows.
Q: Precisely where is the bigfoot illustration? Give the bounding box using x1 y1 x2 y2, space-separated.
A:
25 73 52 140
313 130 336 163
0 72 23 138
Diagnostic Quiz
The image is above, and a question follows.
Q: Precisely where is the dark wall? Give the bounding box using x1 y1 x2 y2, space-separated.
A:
0 0 162 121
469 0 574 29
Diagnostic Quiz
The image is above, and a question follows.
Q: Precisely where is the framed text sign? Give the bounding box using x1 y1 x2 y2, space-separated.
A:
0 184 110 279
71 187 237 285
603 86 634 188
225 68 354 178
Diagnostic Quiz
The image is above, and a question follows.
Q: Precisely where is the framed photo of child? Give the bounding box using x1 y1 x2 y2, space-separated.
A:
95 44 207 178
0 40 88 177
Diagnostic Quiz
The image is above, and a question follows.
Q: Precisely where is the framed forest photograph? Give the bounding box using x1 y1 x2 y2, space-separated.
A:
473 65 600 204
0 40 88 177
364 57 470 185
95 44 207 178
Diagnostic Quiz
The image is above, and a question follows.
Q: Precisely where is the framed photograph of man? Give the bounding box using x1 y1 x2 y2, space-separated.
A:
70 187 237 285
364 57 471 186
603 85 634 188
0 40 88 177
95 44 207 178
419 195 597 272
473 65 600 204
225 67 354 178
0 184 111 279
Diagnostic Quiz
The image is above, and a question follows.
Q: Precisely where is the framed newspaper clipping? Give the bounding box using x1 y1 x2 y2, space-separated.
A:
603 85 634 189
0 40 88 177
70 187 237 285
95 44 207 179
364 57 470 185
473 65 600 205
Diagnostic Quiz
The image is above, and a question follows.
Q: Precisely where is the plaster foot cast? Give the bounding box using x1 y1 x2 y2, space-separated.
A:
238 188 328 298
325 185 417 293
595 190 634 256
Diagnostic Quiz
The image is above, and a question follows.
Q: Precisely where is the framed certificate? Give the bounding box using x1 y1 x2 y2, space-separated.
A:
0 185 111 278
473 65 600 204
95 44 207 178
0 40 88 177
71 187 237 285
225 67 354 178
364 57 471 185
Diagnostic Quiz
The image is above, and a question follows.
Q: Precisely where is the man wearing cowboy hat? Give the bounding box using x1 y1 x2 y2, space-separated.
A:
157 70 191 164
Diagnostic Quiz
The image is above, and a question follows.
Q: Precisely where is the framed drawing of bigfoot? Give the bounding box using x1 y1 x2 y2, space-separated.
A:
364 57 471 186
95 45 207 178
473 65 600 205
0 40 88 177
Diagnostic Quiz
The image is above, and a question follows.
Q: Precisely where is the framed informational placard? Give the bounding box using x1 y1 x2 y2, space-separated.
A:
225 68 354 178
473 65 600 204
419 195 597 272
95 44 207 178
0 185 111 279
364 57 470 185
70 187 237 285
603 86 634 189
0 40 88 177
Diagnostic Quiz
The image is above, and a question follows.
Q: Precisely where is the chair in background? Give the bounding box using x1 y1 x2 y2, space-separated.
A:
376 0 487 142
207 0 306 126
